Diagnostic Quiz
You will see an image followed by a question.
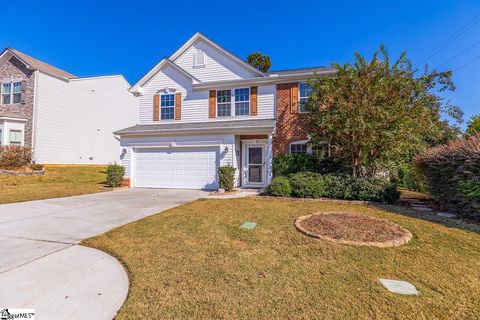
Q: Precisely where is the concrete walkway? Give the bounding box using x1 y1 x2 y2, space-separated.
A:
0 189 206 319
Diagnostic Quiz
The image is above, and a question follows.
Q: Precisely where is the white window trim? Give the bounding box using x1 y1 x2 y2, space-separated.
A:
289 140 310 154
216 87 251 118
1 80 23 105
8 129 24 146
298 82 311 114
159 93 175 121
289 140 331 158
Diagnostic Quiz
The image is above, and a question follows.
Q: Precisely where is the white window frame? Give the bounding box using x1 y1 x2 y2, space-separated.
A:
8 129 23 146
1 80 22 105
289 140 331 158
216 88 250 117
160 93 175 121
298 82 311 113
193 49 206 68
289 140 309 154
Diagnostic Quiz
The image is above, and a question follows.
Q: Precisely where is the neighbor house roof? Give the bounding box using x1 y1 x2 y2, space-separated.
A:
0 48 77 80
115 119 276 136
0 112 27 121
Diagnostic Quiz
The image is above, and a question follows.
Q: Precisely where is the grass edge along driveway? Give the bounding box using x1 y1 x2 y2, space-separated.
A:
83 198 480 320
0 165 108 205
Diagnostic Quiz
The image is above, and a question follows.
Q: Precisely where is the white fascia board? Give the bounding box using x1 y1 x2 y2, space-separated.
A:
129 59 200 91
192 70 337 91
169 32 267 78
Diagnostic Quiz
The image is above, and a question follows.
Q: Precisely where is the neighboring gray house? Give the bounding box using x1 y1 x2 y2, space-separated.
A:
0 48 138 164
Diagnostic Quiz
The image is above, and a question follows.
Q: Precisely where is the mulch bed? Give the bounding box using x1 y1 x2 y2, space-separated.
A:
295 212 412 247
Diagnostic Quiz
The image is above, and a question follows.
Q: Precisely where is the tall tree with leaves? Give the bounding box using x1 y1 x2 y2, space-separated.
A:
305 45 463 177
466 114 480 137
247 52 272 73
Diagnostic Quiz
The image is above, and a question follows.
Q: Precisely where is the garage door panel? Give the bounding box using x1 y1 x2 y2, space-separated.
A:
134 147 219 190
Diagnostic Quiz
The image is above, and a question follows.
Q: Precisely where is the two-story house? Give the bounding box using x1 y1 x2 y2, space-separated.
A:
116 33 336 189
0 48 137 164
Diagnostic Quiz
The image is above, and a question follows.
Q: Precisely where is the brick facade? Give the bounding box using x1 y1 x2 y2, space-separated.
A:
0 56 35 147
272 83 309 155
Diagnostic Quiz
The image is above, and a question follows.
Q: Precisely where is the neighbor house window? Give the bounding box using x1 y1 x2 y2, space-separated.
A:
160 94 175 120
234 88 250 116
0 128 3 146
1 81 22 105
299 82 311 113
9 129 22 146
217 90 231 117
289 141 308 154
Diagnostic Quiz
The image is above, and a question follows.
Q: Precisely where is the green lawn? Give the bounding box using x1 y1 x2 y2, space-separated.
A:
83 198 480 320
0 165 107 204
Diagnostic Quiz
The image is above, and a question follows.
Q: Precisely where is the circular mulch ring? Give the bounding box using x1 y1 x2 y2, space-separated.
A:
295 212 412 247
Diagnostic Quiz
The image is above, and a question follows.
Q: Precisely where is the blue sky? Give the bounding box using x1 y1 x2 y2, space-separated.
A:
2 0 479 128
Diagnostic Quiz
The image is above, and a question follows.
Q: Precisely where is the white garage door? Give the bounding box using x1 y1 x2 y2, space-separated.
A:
134 147 219 189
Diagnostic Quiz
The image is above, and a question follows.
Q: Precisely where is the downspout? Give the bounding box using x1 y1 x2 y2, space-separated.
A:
31 70 39 162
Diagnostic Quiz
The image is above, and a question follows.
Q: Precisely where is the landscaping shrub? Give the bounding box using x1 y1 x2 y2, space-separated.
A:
265 176 292 197
0 146 32 169
272 154 349 177
218 165 236 191
106 163 125 187
283 172 399 203
414 134 480 219
289 172 327 198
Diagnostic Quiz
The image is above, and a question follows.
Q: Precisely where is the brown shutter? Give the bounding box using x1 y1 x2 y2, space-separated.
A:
153 95 160 121
250 86 257 116
21 80 27 104
209 90 216 118
175 92 182 120
290 84 299 113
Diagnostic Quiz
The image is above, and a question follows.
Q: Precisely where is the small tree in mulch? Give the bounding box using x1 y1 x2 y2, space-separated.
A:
218 166 236 191
0 146 32 169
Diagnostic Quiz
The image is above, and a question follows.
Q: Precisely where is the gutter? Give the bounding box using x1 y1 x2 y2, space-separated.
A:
115 124 276 137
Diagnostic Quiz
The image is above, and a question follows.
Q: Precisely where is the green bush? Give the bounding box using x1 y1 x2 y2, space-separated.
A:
272 153 349 177
289 172 326 198
106 163 125 187
414 134 480 219
396 161 425 192
282 172 399 203
265 176 292 197
218 166 236 191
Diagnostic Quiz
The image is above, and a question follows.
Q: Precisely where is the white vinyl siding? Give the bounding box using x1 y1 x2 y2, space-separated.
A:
139 64 275 125
173 39 259 82
35 73 138 164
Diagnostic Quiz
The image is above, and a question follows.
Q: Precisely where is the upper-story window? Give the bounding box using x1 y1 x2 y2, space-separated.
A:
217 90 232 117
234 88 250 116
2 81 22 105
160 94 175 120
217 88 250 117
299 82 311 113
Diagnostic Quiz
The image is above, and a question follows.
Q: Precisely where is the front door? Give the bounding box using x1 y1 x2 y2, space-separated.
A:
245 145 265 187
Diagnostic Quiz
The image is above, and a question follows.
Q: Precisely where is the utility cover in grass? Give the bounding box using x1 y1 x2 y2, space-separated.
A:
240 222 257 230
380 279 419 295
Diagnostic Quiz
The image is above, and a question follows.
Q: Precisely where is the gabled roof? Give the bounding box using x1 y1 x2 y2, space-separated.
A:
0 48 76 80
131 58 201 92
169 32 266 78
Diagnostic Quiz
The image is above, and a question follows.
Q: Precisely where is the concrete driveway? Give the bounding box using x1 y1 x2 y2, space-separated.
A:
0 188 206 319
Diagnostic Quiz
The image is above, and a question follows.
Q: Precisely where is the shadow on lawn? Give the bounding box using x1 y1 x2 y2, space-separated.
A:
372 202 480 234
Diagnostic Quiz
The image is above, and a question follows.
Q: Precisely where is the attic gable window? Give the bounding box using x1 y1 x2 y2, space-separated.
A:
193 50 206 68
1 81 22 104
